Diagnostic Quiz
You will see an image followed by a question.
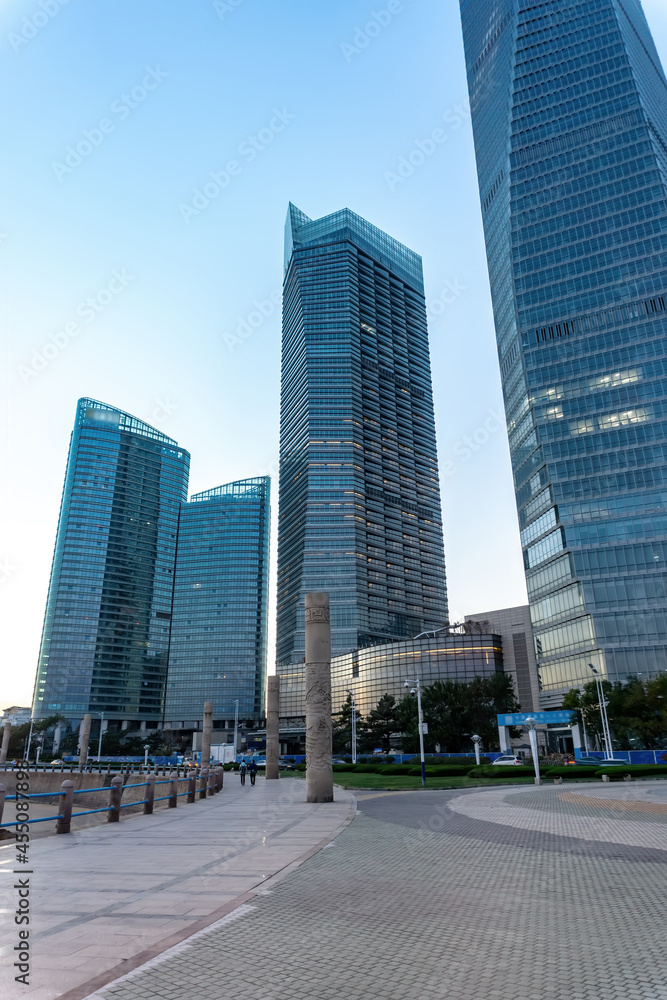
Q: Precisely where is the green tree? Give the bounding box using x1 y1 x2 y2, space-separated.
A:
332 694 366 755
395 674 520 754
364 693 399 753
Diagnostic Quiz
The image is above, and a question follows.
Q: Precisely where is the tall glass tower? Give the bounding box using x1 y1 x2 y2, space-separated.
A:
164 477 270 726
277 204 448 669
33 399 190 726
460 0 667 705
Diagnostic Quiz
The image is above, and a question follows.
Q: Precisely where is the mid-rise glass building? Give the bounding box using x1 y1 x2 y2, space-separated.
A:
33 399 190 726
460 0 667 704
280 632 503 720
164 477 270 726
277 204 448 668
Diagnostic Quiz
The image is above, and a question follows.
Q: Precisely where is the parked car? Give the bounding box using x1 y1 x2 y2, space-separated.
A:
278 758 296 770
576 755 626 766
50 759 64 766
332 758 349 765
492 755 524 766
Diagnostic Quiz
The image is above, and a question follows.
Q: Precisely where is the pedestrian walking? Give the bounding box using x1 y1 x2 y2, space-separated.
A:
239 760 247 786
249 759 258 785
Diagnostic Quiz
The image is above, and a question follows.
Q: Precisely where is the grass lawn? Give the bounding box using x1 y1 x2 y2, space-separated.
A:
330 773 536 791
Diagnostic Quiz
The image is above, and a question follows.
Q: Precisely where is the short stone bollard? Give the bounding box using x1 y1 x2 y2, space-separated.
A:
0 783 6 827
623 774 632 782
199 769 208 800
602 774 611 782
108 775 123 822
169 772 179 808
553 776 563 785
187 772 197 804
56 780 74 834
144 774 156 815
216 767 223 791
207 770 215 797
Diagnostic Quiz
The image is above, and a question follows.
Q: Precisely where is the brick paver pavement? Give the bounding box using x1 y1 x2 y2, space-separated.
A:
86 781 667 1000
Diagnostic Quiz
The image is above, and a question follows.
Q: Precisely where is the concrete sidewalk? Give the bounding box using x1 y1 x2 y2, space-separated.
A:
0 775 355 1000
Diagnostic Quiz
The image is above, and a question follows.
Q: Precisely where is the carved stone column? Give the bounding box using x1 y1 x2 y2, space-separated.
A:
266 676 280 780
305 592 333 803
78 713 92 769
201 701 213 768
0 722 11 764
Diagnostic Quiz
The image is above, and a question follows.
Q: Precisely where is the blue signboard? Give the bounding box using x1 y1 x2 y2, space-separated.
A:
497 711 573 726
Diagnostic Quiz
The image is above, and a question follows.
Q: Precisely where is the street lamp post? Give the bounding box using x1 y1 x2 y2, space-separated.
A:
94 711 105 762
524 717 541 785
589 664 614 759
405 678 426 787
25 717 35 765
347 689 358 764
472 734 482 766
233 700 239 758
144 744 150 768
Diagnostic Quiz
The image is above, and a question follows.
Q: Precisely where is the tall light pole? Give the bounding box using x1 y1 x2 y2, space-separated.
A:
347 689 358 764
472 734 481 766
405 678 426 787
95 711 105 762
589 664 613 759
233 699 239 758
524 717 541 784
25 716 35 764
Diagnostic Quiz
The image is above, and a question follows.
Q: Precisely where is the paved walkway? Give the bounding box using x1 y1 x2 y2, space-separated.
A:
76 780 667 1000
0 775 355 1000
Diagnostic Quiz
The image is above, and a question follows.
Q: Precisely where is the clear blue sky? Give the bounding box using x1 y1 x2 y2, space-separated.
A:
2 0 667 709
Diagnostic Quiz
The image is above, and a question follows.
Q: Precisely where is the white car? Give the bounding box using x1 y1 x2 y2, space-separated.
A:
492 755 523 766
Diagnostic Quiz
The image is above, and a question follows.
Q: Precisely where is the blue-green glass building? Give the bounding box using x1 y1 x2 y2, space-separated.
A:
164 478 270 726
33 399 190 725
277 205 448 669
460 0 667 705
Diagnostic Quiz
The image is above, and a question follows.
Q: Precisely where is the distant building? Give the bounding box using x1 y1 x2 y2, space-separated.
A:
164 478 270 729
32 400 270 739
1 706 32 728
279 631 503 721
460 0 667 704
277 204 448 675
464 606 539 711
33 399 190 729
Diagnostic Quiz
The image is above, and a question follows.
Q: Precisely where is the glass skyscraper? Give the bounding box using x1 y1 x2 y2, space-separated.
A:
33 398 190 725
460 0 667 705
164 477 270 726
277 204 448 669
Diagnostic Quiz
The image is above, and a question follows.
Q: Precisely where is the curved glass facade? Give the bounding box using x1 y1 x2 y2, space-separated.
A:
279 633 503 719
277 204 448 668
460 0 667 704
164 477 270 724
33 398 190 725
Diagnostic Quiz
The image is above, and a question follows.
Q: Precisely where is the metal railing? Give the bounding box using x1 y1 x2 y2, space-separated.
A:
0 767 224 835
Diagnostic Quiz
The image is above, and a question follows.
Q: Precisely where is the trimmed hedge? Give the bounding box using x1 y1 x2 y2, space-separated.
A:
332 764 357 772
545 766 599 779
467 765 536 779
378 764 413 775
595 764 667 779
